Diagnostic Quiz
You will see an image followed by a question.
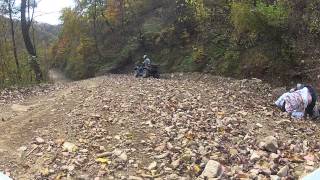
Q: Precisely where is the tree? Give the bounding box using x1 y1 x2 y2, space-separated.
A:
5 0 20 79
20 0 42 81
91 0 102 59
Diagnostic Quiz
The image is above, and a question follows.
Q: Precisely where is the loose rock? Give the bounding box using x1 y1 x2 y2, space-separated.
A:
119 152 128 162
261 136 278 153
62 142 78 152
277 165 289 177
128 176 143 180
171 159 180 169
148 161 157 170
35 137 45 144
250 151 261 162
199 160 222 179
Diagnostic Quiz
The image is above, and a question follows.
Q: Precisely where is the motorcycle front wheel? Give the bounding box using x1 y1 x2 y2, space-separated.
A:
134 71 139 78
142 69 149 78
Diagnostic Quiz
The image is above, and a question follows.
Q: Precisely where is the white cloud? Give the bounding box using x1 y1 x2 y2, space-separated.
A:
32 0 74 24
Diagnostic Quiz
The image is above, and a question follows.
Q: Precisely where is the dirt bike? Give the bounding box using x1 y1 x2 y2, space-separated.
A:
134 64 160 78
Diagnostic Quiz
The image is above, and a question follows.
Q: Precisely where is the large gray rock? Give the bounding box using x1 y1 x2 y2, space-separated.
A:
277 165 289 177
11 104 30 112
35 137 45 144
261 136 278 153
148 161 157 170
199 160 222 179
171 159 180 169
128 176 143 180
119 152 128 162
250 151 261 162
270 175 281 180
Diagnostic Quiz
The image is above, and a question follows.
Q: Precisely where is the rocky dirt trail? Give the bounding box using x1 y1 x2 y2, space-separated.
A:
0 74 320 180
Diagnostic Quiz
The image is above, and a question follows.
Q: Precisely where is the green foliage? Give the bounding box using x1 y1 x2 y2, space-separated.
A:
5 0 320 88
0 15 58 88
230 2 255 34
256 1 288 27
180 55 196 71
172 45 207 72
115 38 140 66
218 50 241 75
304 1 320 35
231 1 288 35
224 50 240 62
175 0 209 35
51 8 100 80
49 0 320 83
143 17 163 34
64 55 87 80
177 0 209 22
191 46 206 63
60 8 82 38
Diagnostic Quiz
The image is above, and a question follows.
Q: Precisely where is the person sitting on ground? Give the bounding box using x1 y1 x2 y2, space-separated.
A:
275 83 318 119
143 55 151 67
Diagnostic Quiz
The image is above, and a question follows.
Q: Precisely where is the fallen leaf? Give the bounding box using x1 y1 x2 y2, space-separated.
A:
95 158 110 164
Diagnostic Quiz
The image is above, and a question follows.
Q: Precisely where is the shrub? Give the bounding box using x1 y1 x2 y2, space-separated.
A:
218 50 241 75
305 1 320 35
230 0 288 36
192 45 206 63
175 0 209 35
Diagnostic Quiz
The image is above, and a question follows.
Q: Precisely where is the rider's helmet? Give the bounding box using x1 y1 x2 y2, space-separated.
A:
297 83 304 90
143 55 147 59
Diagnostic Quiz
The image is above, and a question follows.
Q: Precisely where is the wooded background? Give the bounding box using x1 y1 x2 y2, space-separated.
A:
1 0 320 87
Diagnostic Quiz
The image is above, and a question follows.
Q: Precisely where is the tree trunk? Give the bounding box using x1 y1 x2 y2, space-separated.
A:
120 0 124 27
32 24 37 55
21 0 43 81
92 0 102 59
7 0 21 79
98 0 114 32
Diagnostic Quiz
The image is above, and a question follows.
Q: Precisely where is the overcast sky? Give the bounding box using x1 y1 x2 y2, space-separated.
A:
34 0 74 25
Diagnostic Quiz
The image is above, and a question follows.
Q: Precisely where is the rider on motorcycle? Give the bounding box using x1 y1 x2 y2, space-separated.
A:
134 54 159 78
143 55 151 67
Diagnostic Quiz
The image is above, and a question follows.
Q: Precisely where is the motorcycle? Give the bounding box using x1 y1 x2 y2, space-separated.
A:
134 64 160 78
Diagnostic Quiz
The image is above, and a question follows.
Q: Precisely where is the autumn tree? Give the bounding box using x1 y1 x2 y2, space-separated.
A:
21 0 43 81
175 0 209 36
7 0 21 79
0 0 21 79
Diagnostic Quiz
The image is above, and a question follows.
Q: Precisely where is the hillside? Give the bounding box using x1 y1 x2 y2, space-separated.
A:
50 0 320 87
2 1 320 179
0 16 60 49
33 22 61 44
1 74 320 179
0 15 60 87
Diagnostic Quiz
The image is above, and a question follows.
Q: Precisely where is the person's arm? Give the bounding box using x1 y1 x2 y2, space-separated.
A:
291 111 305 119
275 93 289 108
290 83 304 92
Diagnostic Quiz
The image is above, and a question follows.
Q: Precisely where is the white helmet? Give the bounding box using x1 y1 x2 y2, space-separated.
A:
143 55 147 59
297 83 303 89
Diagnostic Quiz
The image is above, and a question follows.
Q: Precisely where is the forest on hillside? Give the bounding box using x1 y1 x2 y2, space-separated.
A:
1 0 320 87
51 0 320 85
0 0 60 88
